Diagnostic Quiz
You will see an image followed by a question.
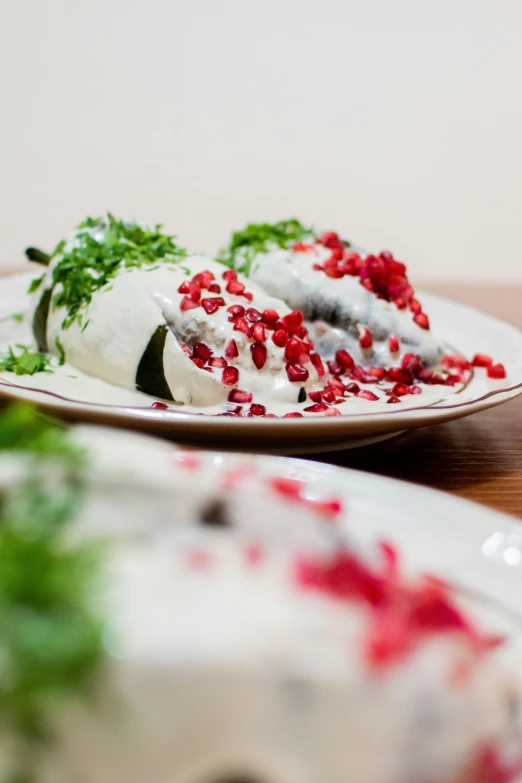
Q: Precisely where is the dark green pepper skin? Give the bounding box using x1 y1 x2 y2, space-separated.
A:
32 288 52 352
135 324 175 401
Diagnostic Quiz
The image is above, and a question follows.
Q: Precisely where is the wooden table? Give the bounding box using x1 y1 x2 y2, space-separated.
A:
313 285 522 519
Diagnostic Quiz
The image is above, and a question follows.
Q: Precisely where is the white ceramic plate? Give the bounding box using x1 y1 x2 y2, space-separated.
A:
1 272 522 454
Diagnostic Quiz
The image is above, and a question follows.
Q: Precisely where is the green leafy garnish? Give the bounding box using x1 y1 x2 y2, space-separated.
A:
217 218 315 276
55 337 66 366
0 405 104 782
31 213 188 330
10 314 24 324
27 276 45 295
0 346 53 376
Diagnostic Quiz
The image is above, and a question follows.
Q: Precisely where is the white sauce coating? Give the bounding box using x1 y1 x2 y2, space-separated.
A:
0 426 516 783
239 244 445 367
39 255 320 408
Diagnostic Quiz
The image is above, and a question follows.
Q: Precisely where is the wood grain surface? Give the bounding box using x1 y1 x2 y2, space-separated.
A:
312 284 522 519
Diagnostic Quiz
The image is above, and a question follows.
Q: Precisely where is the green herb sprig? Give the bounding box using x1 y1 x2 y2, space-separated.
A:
217 218 315 276
0 346 53 376
27 213 188 331
0 405 104 782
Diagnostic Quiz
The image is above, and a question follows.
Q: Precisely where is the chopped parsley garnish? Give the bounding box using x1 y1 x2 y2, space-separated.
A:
27 213 188 330
218 219 315 276
10 314 24 324
0 345 53 376
55 336 66 365
27 275 45 295
0 405 104 782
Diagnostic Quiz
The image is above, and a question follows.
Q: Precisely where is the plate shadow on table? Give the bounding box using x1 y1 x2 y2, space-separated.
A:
306 397 522 519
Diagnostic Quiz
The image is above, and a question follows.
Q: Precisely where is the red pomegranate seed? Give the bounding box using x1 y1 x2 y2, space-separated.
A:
283 412 304 417
272 328 290 347
414 312 430 330
193 270 215 288
293 242 314 252
208 283 221 293
391 382 411 396
180 295 199 311
388 335 400 353
246 307 262 322
261 309 279 328
284 338 303 363
191 357 205 368
282 310 304 330
356 390 379 401
312 263 324 271
222 366 239 385
387 395 401 404
233 317 250 334
310 352 325 377
308 390 323 403
402 353 423 373
251 323 266 342
180 343 192 356
368 367 386 380
293 325 308 339
324 407 341 416
345 382 360 394
335 349 355 372
304 403 329 413
209 356 227 368
394 297 407 309
318 231 341 248
409 298 422 314
193 342 213 363
202 297 225 314
472 353 493 368
250 403 266 416
286 363 309 382
327 377 345 392
325 265 343 278
487 363 506 379
151 401 168 409
243 292 254 302
225 339 238 359
178 281 201 301
251 342 267 369
411 385 423 394
358 326 373 349
322 388 337 404
222 269 237 281
227 304 245 318
227 280 245 295
327 360 343 376
244 542 265 566
387 367 413 384
228 389 253 403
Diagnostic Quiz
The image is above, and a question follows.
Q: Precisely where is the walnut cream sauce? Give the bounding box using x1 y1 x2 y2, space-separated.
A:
17 428 519 783
30 226 506 418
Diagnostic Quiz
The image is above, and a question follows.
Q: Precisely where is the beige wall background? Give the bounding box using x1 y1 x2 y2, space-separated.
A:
1 0 521 280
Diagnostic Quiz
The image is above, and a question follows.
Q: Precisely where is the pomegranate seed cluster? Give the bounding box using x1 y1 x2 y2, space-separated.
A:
299 349 474 413
295 542 503 670
152 265 510 419
296 231 431 330
177 268 322 413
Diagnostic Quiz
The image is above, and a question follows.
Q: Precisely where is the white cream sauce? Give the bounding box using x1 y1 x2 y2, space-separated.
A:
239 244 445 367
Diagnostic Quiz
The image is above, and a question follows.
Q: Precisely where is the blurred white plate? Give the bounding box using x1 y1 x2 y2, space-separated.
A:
1 273 522 454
